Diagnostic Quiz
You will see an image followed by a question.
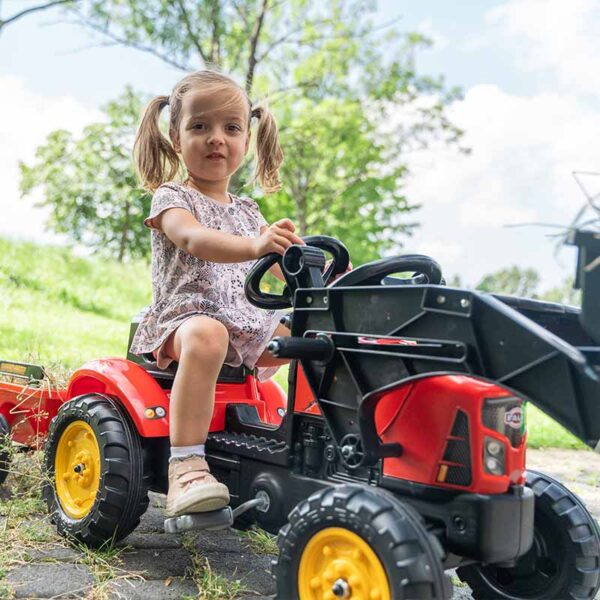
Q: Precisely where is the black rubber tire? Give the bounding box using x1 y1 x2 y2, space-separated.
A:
0 415 11 485
43 393 151 547
272 484 452 600
457 470 600 599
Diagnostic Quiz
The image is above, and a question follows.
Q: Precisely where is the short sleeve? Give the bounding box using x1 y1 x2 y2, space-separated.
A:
237 196 268 230
144 183 195 230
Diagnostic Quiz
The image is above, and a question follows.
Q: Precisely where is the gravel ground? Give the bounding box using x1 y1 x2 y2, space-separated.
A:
3 448 600 599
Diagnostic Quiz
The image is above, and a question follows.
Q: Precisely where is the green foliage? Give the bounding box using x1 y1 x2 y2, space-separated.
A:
541 277 581 306
20 88 152 262
477 265 541 298
258 97 418 264
476 265 581 307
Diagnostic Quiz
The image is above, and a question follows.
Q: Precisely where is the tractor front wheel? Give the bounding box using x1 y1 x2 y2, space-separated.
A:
44 393 150 547
457 470 600 599
272 484 452 600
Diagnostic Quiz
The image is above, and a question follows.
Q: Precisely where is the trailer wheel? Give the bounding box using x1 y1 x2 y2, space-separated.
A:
0 415 11 485
457 470 600 599
272 484 452 600
43 394 150 547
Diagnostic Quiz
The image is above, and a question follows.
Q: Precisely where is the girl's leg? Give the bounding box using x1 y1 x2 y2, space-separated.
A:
161 315 230 516
164 315 229 445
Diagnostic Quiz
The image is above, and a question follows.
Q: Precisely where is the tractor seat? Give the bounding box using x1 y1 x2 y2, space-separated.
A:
134 353 254 389
126 307 255 389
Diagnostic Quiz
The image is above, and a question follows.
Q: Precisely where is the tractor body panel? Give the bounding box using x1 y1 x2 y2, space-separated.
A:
376 375 526 494
66 358 285 437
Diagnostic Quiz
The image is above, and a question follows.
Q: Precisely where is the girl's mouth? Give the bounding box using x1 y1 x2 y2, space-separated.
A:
207 153 226 160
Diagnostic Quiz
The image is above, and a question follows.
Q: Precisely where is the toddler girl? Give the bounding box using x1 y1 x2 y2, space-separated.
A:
129 70 302 518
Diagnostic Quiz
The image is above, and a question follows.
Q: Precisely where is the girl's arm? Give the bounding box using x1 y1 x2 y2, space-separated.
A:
156 208 303 262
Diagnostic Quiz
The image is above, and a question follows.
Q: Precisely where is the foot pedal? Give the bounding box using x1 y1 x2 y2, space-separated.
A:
164 506 233 534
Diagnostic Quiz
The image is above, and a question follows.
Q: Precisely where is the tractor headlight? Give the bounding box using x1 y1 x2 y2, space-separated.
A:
484 436 506 475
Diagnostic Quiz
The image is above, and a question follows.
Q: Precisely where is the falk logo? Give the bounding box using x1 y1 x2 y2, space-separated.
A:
504 407 523 429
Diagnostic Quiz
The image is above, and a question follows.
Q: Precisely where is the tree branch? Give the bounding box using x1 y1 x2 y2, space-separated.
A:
1 0 75 29
246 0 269 95
209 0 221 65
69 15 191 71
175 0 208 64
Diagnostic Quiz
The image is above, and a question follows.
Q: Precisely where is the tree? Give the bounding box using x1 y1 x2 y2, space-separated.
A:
26 1 464 261
71 1 463 253
476 266 540 298
540 278 581 306
258 96 418 263
20 88 151 262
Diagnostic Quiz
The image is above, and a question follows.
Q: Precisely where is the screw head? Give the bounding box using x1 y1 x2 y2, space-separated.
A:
437 295 446 304
460 298 470 308
332 578 351 598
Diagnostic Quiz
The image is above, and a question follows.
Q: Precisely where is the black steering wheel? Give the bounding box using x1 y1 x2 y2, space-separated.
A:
330 254 443 288
245 235 350 310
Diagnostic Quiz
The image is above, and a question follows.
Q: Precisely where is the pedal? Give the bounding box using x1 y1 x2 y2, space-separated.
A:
163 495 269 534
164 507 233 534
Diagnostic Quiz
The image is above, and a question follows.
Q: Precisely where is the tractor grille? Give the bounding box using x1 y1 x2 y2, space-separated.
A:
439 410 472 486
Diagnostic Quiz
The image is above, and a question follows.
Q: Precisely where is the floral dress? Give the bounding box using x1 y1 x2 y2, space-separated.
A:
129 182 283 380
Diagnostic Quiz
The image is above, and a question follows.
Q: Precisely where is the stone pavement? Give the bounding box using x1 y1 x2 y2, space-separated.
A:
3 449 600 599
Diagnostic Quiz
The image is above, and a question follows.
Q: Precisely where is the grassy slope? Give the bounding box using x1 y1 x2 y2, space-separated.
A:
0 236 586 449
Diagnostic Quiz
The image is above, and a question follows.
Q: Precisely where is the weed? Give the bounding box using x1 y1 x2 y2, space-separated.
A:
76 541 143 600
182 533 247 600
239 526 278 555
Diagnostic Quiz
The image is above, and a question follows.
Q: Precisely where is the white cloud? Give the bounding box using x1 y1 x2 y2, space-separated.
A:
0 76 102 243
402 84 600 288
486 0 600 95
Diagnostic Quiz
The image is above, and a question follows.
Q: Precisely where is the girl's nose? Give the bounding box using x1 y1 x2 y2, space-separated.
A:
207 128 225 145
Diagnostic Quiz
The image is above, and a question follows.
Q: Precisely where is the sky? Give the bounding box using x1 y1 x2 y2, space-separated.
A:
1 0 599 290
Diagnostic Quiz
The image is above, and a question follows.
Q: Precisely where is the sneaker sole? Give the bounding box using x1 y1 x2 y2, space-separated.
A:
165 483 230 517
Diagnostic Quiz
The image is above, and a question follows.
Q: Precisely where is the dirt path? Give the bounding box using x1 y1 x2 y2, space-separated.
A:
2 449 599 599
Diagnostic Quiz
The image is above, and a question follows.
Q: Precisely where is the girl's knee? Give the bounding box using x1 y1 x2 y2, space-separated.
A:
177 317 229 360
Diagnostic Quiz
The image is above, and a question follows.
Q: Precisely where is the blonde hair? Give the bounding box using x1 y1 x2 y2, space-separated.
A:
133 70 283 193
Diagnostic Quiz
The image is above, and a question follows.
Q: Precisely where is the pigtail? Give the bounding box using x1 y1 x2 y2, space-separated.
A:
252 105 284 193
133 95 181 192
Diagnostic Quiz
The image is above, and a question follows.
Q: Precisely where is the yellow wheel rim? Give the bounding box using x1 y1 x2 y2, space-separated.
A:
54 421 101 520
298 527 391 600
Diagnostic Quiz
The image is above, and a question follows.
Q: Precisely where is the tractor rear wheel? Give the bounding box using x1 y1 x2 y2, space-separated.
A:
456 470 600 599
272 484 452 600
44 393 150 547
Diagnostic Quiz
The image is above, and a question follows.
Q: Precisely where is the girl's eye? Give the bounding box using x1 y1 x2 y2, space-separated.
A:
192 123 206 130
227 124 242 132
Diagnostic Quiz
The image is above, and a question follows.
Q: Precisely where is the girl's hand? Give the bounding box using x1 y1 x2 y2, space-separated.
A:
326 259 353 283
253 219 304 258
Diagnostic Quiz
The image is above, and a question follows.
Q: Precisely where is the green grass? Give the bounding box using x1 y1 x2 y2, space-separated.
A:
239 525 279 555
0 236 151 368
526 403 586 449
0 235 591 449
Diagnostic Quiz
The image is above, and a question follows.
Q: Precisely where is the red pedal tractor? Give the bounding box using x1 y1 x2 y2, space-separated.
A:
6 234 600 599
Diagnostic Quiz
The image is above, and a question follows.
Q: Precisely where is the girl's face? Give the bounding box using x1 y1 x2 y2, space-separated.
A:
174 87 250 186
